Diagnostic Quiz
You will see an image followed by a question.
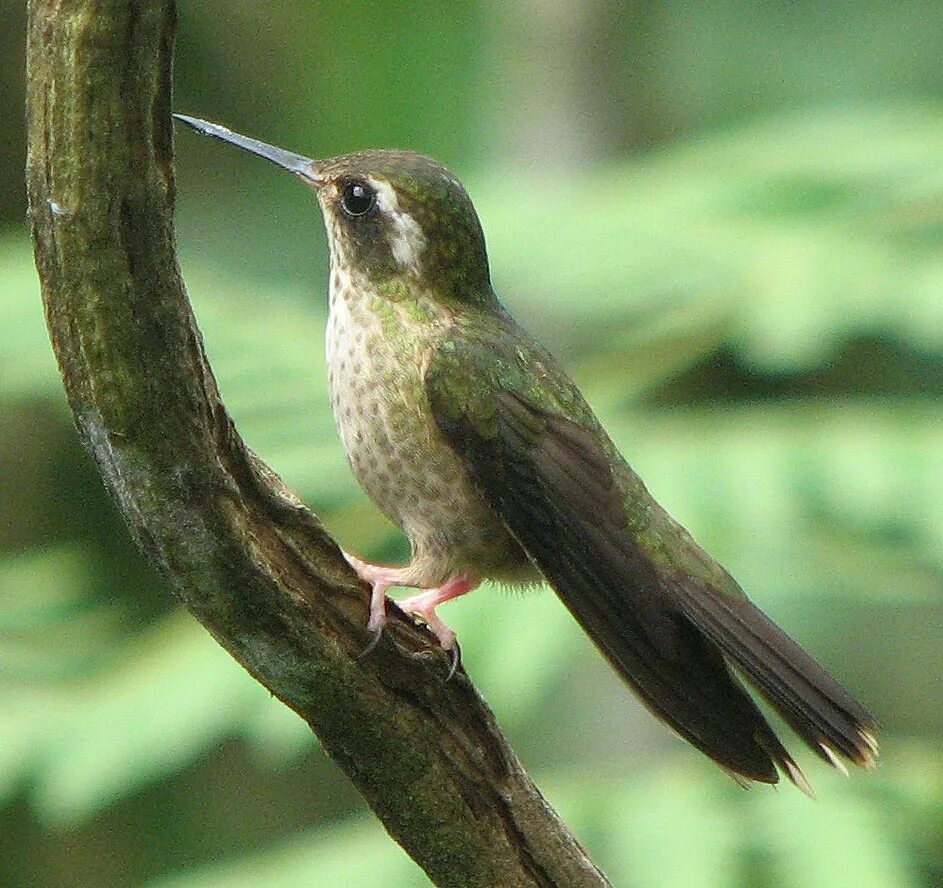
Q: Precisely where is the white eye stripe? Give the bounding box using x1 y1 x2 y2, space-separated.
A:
368 177 399 214
367 176 427 274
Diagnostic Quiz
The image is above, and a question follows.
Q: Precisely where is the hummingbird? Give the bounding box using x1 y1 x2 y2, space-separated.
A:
174 114 878 794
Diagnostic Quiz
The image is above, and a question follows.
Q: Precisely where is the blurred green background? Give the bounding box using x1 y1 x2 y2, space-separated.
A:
4 2 943 886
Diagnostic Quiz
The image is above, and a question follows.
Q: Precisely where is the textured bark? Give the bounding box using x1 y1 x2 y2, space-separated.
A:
24 2 611 886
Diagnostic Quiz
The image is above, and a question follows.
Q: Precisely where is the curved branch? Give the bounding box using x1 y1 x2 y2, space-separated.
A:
24 2 611 886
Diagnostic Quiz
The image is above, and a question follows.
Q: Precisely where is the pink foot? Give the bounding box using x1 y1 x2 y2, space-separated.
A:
342 554 478 678
342 553 416 653
398 572 479 679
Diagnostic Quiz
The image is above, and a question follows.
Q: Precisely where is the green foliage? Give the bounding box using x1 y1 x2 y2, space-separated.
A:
5 82 943 888
148 816 431 888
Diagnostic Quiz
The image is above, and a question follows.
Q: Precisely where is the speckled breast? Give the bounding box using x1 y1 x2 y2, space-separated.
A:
325 278 532 586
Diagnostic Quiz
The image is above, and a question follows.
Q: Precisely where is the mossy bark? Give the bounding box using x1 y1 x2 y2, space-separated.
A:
24 2 611 886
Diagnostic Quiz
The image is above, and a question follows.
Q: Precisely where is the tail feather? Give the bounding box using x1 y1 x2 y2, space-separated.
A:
673 580 879 770
430 386 879 791
550 546 817 790
537 488 871 793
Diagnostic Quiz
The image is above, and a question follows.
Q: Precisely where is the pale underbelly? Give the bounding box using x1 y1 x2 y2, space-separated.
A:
326 302 534 586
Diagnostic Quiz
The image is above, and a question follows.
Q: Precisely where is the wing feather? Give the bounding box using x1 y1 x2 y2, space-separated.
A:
426 341 877 787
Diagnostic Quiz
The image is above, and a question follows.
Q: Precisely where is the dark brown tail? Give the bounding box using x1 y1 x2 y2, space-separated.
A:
673 578 879 774
430 386 879 792
551 562 878 795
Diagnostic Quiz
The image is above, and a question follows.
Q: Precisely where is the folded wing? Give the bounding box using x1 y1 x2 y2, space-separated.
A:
426 341 877 790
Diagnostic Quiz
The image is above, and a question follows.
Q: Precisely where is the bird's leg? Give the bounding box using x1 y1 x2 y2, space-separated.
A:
342 553 419 650
397 572 479 678
343 553 478 676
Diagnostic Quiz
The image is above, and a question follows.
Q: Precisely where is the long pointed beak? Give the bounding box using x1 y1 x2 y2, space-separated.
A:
173 114 324 187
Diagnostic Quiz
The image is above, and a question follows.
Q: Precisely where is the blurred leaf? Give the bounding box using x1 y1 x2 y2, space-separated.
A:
602 401 943 583
750 781 920 888
483 105 943 375
27 612 269 825
605 768 740 888
535 757 937 888
0 237 62 402
242 689 316 766
147 815 431 888
0 547 120 680
144 754 940 888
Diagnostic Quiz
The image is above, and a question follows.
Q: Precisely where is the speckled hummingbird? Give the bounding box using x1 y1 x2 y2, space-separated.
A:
174 114 878 794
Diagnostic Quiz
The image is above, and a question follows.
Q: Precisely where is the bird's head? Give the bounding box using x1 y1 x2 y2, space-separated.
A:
174 116 494 307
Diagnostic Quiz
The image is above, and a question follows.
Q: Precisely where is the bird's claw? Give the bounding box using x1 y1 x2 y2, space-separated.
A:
342 550 403 662
397 601 461 680
356 606 461 680
358 624 384 659
343 555 475 679
444 641 461 682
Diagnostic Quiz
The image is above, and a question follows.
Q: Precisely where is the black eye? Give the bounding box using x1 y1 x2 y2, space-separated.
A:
340 181 377 217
